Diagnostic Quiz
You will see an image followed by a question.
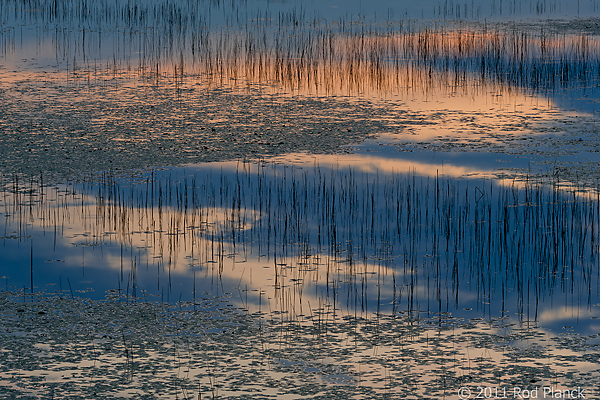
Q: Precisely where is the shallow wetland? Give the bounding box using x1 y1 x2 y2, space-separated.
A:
3 0 600 398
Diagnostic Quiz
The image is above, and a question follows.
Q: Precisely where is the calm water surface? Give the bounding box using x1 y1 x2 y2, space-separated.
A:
2 0 600 398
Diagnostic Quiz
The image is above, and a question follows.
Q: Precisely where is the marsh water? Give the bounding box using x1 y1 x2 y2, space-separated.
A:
3 0 600 398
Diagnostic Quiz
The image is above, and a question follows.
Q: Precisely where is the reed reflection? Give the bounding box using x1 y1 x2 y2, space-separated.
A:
1 159 599 334
3 1 600 101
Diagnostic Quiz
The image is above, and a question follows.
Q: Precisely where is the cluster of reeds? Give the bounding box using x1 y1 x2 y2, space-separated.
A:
2 0 600 97
1 165 599 321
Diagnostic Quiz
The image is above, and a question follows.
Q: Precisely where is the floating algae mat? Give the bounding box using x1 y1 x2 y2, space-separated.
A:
2 290 600 399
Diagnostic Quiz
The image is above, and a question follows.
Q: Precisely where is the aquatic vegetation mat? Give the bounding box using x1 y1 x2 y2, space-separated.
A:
1 291 600 399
